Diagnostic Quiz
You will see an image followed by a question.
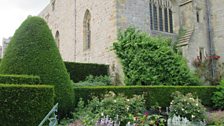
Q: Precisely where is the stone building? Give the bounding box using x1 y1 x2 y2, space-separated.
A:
1 37 11 58
39 0 224 83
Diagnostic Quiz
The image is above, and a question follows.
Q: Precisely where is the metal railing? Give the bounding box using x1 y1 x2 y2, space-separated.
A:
38 103 58 126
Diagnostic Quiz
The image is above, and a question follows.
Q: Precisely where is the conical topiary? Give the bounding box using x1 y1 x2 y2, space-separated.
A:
0 16 74 116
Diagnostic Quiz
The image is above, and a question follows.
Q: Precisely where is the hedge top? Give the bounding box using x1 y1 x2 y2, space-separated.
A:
0 83 54 89
0 16 73 115
0 74 41 84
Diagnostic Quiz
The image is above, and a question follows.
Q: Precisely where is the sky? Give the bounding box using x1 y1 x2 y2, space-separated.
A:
0 0 50 45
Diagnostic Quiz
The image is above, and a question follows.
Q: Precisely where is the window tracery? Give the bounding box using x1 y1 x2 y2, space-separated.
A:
149 0 173 33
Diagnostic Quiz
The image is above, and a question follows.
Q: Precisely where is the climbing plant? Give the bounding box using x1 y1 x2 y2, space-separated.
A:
113 27 199 86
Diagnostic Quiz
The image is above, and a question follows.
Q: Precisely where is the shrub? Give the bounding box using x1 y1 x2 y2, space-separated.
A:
65 62 109 83
73 75 112 86
0 74 40 84
206 110 224 125
169 91 206 121
0 16 73 116
212 80 224 110
75 92 145 126
127 114 166 126
113 27 199 85
73 86 217 109
0 84 54 126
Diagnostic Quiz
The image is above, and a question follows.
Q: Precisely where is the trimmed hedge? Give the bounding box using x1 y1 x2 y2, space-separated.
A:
0 60 109 83
0 16 73 116
73 86 217 109
0 84 54 126
65 62 109 82
0 74 41 84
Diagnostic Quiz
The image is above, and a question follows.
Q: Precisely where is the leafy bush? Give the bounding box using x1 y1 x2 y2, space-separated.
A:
73 75 112 86
0 74 40 84
0 16 73 116
127 113 166 126
65 62 109 83
0 84 54 126
169 91 206 121
212 80 224 110
73 86 217 109
206 110 224 125
75 92 145 126
113 27 199 85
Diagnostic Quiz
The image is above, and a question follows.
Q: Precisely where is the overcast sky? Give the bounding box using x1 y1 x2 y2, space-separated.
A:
0 0 50 45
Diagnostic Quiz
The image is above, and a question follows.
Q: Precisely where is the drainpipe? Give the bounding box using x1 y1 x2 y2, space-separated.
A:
205 0 216 81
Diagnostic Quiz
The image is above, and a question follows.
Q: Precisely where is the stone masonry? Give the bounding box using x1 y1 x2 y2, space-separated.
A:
39 0 224 84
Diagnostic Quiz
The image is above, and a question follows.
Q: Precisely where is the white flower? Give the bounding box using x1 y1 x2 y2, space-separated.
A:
114 100 117 103
191 115 195 118
196 103 198 106
101 112 104 116
127 99 130 102
189 98 194 101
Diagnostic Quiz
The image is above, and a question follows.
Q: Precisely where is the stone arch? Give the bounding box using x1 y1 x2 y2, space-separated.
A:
83 9 91 50
55 31 60 48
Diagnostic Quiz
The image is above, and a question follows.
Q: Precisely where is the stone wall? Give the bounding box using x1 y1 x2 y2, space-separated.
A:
116 0 150 33
39 0 76 62
40 0 125 84
39 0 224 84
210 0 224 63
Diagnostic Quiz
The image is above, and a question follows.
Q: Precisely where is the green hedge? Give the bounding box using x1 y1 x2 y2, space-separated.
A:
65 62 109 82
0 60 109 83
0 84 54 126
0 74 41 84
74 86 217 109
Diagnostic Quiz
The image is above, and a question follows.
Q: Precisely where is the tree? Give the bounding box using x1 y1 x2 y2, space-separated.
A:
0 16 74 116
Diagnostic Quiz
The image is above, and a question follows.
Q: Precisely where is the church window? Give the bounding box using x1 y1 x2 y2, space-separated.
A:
196 11 200 23
83 10 91 50
159 7 163 31
150 3 153 30
149 0 173 33
169 9 173 33
55 31 60 48
198 47 205 61
51 0 56 11
164 8 169 32
153 4 158 30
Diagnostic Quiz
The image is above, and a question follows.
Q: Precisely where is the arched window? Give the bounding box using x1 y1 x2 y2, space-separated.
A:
51 0 56 11
55 31 60 48
149 0 173 33
159 6 163 31
83 10 91 50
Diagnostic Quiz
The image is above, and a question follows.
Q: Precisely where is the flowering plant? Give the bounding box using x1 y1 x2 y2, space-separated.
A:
169 91 206 122
75 92 145 126
126 112 166 126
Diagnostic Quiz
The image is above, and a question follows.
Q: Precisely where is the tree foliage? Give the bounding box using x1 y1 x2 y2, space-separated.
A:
0 16 74 116
113 27 199 85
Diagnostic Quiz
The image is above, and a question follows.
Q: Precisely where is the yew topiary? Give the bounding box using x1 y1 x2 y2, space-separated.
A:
0 16 74 116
